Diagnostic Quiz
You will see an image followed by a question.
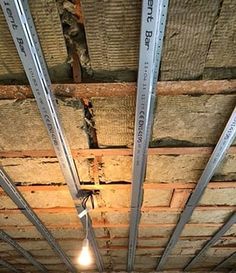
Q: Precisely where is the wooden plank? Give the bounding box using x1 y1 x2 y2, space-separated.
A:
0 80 235 99
0 183 234 193
1 146 236 159
0 240 235 251
2 236 235 242
2 223 233 229
92 156 102 185
0 182 235 193
1 206 235 214
170 189 191 208
1 244 235 252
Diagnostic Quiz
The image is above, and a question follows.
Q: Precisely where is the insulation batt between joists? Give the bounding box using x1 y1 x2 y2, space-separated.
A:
1 154 236 183
1 95 236 150
1 210 235 227
140 226 236 238
0 187 236 208
100 154 236 183
0 254 232 272
81 0 222 80
92 95 236 148
5 256 63 266
205 0 236 69
0 0 69 82
2 227 105 240
3 225 236 240
0 99 89 150
2 248 234 261
0 157 90 183
0 187 176 208
2 242 233 264
0 264 69 272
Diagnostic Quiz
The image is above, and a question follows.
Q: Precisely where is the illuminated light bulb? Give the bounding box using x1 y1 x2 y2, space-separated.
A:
78 238 92 266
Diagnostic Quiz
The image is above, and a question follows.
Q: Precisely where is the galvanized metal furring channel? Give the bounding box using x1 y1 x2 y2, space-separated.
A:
0 0 104 271
127 0 169 271
0 259 22 273
184 212 236 271
0 229 48 272
0 168 77 273
156 107 236 271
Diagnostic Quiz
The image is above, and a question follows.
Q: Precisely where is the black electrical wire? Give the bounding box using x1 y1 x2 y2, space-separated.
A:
81 191 95 209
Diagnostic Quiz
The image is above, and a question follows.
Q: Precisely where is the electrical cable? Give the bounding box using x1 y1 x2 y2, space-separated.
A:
81 190 95 210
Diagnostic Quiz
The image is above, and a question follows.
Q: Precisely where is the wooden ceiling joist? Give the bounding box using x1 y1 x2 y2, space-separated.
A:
0 182 234 192
1 223 234 229
0 80 235 99
1 146 236 159
1 239 235 251
1 205 235 214
1 235 235 243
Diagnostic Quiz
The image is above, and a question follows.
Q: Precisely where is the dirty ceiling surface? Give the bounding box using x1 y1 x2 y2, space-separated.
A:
0 1 236 273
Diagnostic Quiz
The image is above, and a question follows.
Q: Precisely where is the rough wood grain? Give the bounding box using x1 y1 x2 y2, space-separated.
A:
0 80 235 99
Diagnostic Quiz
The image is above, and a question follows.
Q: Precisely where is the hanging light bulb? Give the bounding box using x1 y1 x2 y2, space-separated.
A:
78 238 92 266
78 190 95 267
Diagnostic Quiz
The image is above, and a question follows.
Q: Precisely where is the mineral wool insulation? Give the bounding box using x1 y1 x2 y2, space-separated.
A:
0 0 68 82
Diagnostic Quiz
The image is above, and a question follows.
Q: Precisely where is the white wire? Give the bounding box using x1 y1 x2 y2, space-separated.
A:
85 211 89 240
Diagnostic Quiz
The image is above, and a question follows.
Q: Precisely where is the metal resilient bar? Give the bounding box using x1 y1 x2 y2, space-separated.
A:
0 0 104 271
213 252 236 272
0 230 47 272
184 212 236 271
127 0 169 271
0 168 75 273
156 106 236 270
0 259 22 273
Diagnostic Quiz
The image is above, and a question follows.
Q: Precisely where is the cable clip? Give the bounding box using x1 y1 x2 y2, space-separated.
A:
78 208 89 219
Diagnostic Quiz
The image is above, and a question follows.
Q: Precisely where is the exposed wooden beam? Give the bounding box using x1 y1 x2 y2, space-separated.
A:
1 205 235 214
0 80 235 99
0 253 193 259
170 189 191 208
2 223 234 229
84 245 236 250
1 235 235 242
0 182 235 193
1 146 236 159
0 239 234 251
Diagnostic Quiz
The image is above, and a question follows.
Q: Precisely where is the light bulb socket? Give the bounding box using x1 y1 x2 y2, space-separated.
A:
82 238 89 248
